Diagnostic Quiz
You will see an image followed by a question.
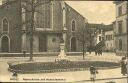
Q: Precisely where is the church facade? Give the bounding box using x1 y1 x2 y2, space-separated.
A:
0 0 86 53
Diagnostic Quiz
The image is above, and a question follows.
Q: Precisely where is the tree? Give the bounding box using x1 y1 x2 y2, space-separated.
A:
24 0 51 61
77 25 89 59
86 26 94 53
13 0 51 61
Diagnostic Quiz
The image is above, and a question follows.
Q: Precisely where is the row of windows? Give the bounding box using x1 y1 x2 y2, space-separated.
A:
105 35 113 40
99 36 104 42
106 43 113 47
118 4 128 16
1 17 76 32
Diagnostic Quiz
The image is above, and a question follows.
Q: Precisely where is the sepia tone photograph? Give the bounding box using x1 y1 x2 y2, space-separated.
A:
0 0 127 83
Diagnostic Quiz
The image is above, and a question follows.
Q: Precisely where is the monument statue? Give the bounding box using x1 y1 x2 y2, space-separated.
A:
55 34 68 62
60 36 64 44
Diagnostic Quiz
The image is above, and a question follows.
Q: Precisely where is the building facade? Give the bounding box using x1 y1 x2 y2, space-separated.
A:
103 24 115 52
114 1 128 56
86 23 105 46
86 23 116 52
0 0 86 53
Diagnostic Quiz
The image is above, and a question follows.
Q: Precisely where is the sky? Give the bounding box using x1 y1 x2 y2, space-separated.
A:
66 1 116 25
0 0 116 25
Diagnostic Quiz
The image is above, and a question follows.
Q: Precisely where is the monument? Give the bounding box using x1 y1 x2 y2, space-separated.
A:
55 36 68 62
55 1 69 62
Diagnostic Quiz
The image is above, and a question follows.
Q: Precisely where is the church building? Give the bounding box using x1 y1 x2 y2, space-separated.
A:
0 0 86 53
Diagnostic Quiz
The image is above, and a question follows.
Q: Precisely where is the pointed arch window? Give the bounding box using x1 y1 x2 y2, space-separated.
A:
72 20 76 31
2 18 9 32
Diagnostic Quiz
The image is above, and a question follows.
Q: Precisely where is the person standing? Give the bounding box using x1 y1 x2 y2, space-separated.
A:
12 71 18 80
90 66 98 81
95 50 97 55
121 57 127 76
94 46 97 56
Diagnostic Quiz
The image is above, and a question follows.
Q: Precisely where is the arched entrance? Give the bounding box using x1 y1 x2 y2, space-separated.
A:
1 36 9 52
71 37 77 52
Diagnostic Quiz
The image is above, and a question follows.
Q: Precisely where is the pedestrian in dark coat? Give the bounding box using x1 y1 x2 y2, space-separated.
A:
95 50 97 55
100 49 102 55
94 46 98 55
121 57 127 76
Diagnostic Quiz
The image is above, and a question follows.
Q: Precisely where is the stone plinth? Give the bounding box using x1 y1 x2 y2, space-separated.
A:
55 43 68 62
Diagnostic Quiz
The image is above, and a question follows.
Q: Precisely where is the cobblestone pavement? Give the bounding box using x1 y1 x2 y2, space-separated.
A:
0 52 125 82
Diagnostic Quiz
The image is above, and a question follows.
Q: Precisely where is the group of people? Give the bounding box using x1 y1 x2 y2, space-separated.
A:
90 56 128 81
94 48 102 56
121 57 128 76
87 45 103 56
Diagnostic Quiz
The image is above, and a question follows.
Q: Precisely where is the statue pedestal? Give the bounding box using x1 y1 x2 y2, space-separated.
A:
55 43 68 62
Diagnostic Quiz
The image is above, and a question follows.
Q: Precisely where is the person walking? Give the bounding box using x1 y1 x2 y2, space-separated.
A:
90 66 98 81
